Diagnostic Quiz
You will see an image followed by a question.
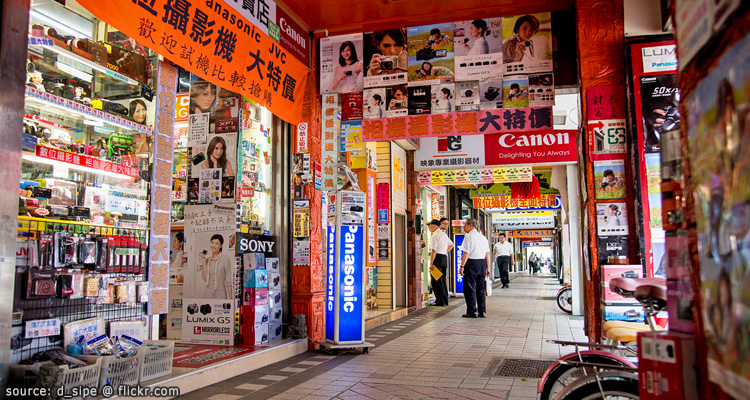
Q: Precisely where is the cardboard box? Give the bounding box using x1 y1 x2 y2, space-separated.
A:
268 290 281 308
243 269 267 288
269 317 282 341
602 302 645 322
240 322 268 345
240 305 269 325
637 331 697 400
270 306 282 323
245 288 268 306
601 265 643 282
601 282 636 302
267 268 281 289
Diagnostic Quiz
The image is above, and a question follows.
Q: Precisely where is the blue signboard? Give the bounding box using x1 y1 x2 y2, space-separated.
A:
338 225 364 342
454 234 464 294
377 209 389 224
325 225 336 342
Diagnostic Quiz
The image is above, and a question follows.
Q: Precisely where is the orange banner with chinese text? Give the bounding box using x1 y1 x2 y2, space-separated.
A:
76 0 308 125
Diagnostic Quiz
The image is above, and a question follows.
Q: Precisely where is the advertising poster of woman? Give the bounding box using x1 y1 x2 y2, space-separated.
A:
364 28 409 88
407 23 455 83
501 13 553 75
320 33 365 94
684 35 750 399
453 18 503 81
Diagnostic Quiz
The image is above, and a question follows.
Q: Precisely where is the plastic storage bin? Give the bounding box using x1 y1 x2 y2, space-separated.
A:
75 353 140 391
138 340 175 382
10 357 102 400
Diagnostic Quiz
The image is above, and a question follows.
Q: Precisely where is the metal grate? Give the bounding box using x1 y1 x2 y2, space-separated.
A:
494 358 554 378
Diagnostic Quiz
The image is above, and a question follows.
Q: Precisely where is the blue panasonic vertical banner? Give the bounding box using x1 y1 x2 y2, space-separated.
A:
325 225 336 342
454 234 465 294
338 225 364 342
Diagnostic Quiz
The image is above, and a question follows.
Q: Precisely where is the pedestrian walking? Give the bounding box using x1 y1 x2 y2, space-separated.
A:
493 233 513 288
427 219 453 306
459 218 491 318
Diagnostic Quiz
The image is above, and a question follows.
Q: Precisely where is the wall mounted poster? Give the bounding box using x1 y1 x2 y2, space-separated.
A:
364 28 409 88
182 203 237 345
501 13 553 75
596 202 628 236
453 18 503 81
594 160 627 200
407 23 455 83
320 33 365 94
684 35 750 399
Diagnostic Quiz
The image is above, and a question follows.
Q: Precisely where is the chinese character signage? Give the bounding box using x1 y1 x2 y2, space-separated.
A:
35 145 139 178
418 166 532 186
361 107 553 142
377 183 390 224
76 0 308 124
292 200 310 238
295 122 308 153
506 229 556 238
472 194 559 209
321 94 340 191
148 61 177 315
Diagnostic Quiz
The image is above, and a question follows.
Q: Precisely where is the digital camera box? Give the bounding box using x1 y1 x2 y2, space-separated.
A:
240 304 269 325
269 317 282 342
243 288 268 306
240 322 268 345
602 302 645 322
243 269 267 288
268 290 281 308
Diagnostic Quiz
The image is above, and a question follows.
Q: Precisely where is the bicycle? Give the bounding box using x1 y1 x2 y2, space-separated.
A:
537 277 667 400
556 283 572 314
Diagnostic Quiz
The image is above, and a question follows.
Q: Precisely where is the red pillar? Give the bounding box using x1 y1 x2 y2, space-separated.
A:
575 0 625 339
291 50 325 349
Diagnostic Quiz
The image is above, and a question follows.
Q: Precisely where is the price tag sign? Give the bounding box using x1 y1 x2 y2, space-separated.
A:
25 318 61 338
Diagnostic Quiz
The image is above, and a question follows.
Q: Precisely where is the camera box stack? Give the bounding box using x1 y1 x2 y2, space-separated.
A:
238 252 282 345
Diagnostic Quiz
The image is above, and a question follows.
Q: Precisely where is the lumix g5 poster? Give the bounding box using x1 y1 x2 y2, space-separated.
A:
501 13 553 75
453 18 503 81
364 29 409 88
320 33 365 94
684 35 750 398
182 202 238 345
407 23 455 83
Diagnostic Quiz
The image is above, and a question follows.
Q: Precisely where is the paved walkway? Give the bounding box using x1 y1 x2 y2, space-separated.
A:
179 274 586 400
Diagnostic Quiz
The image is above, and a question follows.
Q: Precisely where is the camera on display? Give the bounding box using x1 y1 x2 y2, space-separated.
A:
192 152 206 165
416 47 436 61
379 55 399 71
344 71 353 76
463 89 473 98
187 303 198 314
200 304 212 315
657 106 680 133
524 41 532 47
463 38 470 44
484 87 500 101
393 99 405 108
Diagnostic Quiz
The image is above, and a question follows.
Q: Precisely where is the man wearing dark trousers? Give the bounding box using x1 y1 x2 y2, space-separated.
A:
459 218 491 318
427 219 453 306
493 233 514 288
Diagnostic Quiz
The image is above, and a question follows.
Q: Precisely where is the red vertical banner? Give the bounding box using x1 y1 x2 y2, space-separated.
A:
377 183 390 224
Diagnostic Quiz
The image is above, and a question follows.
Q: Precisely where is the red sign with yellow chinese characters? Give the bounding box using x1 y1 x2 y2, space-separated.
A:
76 0 308 125
361 107 553 142
472 194 558 209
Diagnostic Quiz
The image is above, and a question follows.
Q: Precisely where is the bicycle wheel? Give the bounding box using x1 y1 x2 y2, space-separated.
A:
539 353 634 400
557 288 573 314
554 372 639 400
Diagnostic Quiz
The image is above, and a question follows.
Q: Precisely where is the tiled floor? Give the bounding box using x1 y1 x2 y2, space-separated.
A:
179 274 586 400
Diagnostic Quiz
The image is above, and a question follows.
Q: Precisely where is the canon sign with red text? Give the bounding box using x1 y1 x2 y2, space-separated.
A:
484 130 577 165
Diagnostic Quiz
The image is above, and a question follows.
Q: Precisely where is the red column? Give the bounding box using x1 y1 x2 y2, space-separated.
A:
291 51 325 349
575 0 625 339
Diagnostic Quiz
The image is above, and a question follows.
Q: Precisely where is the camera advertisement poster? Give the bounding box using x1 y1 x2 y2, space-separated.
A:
596 202 629 236
503 75 530 108
363 88 387 119
407 23 455 83
455 81 480 112
684 35 750 398
189 132 238 204
594 160 627 200
431 83 455 113
188 113 210 145
364 28 409 88
639 74 679 154
501 13 553 75
386 85 409 117
453 18 504 81
320 33 365 94
529 73 555 107
181 299 235 346
479 78 503 110
408 85 432 115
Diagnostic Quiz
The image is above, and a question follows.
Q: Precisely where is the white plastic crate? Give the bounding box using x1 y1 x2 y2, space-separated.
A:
138 340 174 382
10 357 102 400
75 352 140 391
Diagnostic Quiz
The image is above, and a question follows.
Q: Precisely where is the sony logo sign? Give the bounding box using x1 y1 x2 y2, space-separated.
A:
239 237 276 253
497 132 570 148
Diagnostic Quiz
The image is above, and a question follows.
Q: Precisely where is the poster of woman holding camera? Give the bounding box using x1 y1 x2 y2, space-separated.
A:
331 41 364 93
364 29 409 88
197 233 235 299
501 13 553 74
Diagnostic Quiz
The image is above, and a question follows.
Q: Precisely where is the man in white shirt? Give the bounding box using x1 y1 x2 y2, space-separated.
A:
459 218 491 318
428 219 453 306
493 233 514 288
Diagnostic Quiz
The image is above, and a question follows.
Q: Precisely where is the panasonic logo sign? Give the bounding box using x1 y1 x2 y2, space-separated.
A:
327 227 335 312
342 227 358 313
498 132 570 147
280 18 306 49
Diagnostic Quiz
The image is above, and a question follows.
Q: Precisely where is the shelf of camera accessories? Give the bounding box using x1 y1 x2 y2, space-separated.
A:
25 86 152 135
18 215 148 235
28 41 142 87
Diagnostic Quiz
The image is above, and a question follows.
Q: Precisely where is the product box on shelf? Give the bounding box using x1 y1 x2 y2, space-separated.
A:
602 302 645 322
601 282 638 303
240 322 268 345
270 306 282 324
268 290 281 308
269 317 282 342
243 252 266 270
637 331 697 400
242 288 268 306
601 265 643 282
268 270 281 290
239 305 269 325
242 269 267 288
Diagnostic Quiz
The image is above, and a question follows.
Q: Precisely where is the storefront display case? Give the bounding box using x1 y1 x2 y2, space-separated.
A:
239 99 274 235
11 0 160 366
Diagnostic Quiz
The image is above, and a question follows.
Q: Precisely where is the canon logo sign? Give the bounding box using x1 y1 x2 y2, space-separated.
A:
498 131 570 148
280 18 306 49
